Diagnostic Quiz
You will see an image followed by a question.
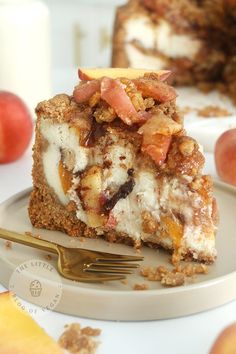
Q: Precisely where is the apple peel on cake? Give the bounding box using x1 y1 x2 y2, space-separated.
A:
29 68 219 265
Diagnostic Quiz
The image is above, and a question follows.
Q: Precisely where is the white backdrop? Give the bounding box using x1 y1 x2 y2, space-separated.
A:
44 0 126 94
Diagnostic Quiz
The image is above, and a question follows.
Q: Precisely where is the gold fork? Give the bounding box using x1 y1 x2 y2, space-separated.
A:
0 227 143 282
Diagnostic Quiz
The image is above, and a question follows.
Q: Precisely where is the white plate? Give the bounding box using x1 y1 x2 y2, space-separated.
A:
177 87 236 153
0 182 236 321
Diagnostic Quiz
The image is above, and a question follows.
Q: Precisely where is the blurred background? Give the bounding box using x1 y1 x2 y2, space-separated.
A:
0 0 126 114
1 0 236 157
45 0 126 94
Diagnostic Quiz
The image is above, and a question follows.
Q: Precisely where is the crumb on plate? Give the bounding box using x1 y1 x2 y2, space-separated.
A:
133 283 149 290
161 272 185 287
45 254 52 261
140 263 208 287
5 240 12 250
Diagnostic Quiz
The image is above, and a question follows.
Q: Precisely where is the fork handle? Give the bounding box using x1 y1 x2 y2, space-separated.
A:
0 227 58 255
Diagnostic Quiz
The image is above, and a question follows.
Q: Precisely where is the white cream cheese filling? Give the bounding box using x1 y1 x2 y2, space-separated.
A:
183 224 216 258
40 119 216 256
103 142 134 194
41 119 89 205
112 171 160 239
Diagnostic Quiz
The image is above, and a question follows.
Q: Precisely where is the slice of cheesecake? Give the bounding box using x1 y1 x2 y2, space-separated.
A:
29 68 218 264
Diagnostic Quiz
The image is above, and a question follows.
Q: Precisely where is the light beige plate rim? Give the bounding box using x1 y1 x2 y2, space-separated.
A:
0 181 236 321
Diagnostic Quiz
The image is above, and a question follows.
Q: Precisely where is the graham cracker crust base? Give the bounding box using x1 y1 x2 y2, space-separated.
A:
29 184 215 264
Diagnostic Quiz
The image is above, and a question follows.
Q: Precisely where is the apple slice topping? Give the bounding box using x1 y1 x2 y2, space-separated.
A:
133 79 177 103
73 80 100 104
78 67 171 81
100 77 138 125
73 69 176 124
138 112 182 136
138 112 182 165
73 68 180 166
141 134 172 166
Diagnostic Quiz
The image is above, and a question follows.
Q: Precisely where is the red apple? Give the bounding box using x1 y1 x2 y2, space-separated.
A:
0 91 33 163
210 323 236 354
215 128 236 186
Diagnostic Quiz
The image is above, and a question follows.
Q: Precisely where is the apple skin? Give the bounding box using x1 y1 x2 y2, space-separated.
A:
210 323 236 354
215 128 236 186
78 67 171 81
0 91 33 163
0 291 64 354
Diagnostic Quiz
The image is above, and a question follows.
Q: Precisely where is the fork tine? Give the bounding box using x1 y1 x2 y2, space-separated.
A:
60 269 126 282
85 266 133 274
89 262 139 269
95 251 144 262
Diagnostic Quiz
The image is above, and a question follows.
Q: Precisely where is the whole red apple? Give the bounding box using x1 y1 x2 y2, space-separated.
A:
215 128 236 186
210 323 236 354
0 91 33 163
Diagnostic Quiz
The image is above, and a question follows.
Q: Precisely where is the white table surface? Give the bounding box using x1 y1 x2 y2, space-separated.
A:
0 148 235 354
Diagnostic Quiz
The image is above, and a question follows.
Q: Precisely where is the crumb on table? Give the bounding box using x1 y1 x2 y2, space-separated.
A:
180 105 232 118
196 105 232 118
81 327 101 337
180 106 192 115
58 323 101 354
